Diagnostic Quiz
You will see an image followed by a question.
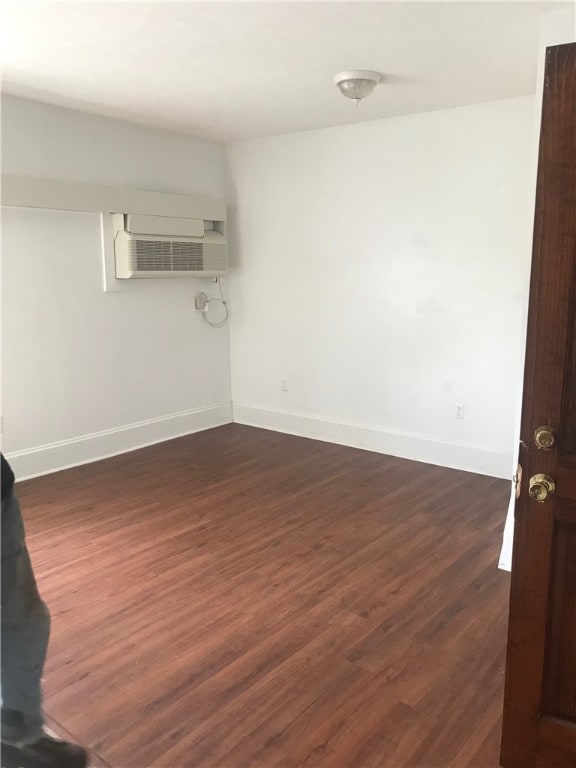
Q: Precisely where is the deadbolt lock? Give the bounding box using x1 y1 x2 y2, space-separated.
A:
528 473 556 503
534 426 556 451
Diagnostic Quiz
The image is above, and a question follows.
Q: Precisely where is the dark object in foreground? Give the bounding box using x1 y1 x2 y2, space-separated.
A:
1 735 87 768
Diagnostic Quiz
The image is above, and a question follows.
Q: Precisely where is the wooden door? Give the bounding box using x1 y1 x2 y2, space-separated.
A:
500 42 576 768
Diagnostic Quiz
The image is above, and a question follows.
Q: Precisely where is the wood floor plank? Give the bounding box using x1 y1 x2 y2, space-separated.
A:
16 424 510 767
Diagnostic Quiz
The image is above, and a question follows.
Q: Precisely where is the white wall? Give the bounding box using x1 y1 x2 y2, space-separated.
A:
0 96 226 197
1 97 232 478
227 96 535 479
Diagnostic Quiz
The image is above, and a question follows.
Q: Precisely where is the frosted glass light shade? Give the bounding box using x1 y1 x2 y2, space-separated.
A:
337 78 377 100
334 70 381 104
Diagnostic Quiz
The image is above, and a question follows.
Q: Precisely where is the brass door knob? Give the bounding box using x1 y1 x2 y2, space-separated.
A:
528 473 556 502
534 426 555 450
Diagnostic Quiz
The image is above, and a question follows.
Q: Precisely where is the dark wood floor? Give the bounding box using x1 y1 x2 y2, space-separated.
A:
17 424 511 768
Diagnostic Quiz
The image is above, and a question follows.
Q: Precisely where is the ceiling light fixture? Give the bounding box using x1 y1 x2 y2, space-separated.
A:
334 70 381 108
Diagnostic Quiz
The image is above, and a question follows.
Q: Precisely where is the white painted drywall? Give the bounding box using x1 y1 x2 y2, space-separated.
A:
0 96 226 197
227 96 535 479
499 10 576 570
1 97 232 478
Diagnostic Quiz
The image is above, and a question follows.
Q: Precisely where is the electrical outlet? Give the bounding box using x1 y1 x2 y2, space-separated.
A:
455 403 465 420
281 378 288 392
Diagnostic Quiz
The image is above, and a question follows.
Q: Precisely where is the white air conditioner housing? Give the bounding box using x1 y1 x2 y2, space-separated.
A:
113 213 227 279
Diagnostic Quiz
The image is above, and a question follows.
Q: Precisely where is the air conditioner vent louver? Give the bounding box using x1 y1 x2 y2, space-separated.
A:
131 239 205 272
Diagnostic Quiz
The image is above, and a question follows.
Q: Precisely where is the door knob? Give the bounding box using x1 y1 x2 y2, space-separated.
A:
528 473 556 502
534 426 555 450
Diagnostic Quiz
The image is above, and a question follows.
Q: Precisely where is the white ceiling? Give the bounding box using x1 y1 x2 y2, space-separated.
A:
1 1 572 143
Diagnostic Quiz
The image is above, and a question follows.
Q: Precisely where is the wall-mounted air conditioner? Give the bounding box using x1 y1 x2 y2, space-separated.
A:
113 213 227 279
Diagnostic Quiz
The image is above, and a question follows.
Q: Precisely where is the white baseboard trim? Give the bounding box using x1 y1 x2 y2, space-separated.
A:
233 403 513 480
6 403 233 481
6 401 513 482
